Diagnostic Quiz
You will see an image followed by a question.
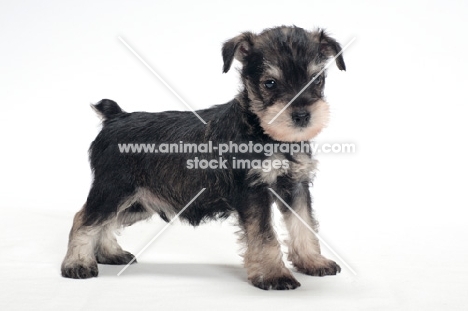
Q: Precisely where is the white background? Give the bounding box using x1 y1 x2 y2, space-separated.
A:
1 0 467 310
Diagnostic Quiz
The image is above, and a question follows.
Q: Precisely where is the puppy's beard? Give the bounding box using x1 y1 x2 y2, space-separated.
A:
255 100 330 142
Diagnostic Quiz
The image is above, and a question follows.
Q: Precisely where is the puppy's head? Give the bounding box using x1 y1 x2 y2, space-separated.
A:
222 26 346 142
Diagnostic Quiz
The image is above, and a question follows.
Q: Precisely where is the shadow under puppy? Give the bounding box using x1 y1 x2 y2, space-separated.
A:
61 26 346 290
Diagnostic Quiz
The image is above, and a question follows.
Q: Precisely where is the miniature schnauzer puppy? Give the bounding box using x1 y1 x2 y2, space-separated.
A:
61 26 346 290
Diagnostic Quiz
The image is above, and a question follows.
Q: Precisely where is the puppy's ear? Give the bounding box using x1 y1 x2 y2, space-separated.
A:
222 32 255 73
318 30 346 71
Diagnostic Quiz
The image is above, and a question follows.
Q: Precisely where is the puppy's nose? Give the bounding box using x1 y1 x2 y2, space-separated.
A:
291 111 310 127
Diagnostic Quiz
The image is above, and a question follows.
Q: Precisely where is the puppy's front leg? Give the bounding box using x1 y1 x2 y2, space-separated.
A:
238 187 300 290
276 182 341 276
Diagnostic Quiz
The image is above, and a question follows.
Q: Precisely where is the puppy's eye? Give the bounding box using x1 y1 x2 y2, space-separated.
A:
313 76 323 85
264 80 277 89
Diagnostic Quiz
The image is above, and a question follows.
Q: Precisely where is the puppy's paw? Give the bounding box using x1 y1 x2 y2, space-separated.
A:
295 255 341 277
61 262 99 279
96 251 137 265
250 274 301 290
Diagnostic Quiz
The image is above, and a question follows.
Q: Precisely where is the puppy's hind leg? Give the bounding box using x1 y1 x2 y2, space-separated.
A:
95 202 151 265
61 183 137 278
61 206 101 279
94 223 136 265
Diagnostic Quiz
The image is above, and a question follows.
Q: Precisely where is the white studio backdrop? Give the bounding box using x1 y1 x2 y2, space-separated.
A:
0 0 467 310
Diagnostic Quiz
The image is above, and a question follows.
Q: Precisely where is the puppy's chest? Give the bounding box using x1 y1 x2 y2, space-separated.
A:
247 153 317 186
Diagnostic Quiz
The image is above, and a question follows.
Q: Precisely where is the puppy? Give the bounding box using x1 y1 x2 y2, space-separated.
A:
61 25 346 290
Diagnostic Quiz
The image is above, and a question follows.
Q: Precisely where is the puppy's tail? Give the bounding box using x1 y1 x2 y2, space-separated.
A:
91 99 125 121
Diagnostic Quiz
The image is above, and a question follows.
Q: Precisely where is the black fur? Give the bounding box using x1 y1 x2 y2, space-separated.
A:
62 26 346 290
86 101 260 226
93 99 124 119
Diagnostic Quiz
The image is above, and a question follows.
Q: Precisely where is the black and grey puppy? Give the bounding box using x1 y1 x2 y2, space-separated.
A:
61 26 346 290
